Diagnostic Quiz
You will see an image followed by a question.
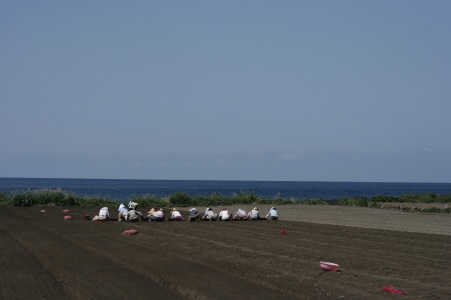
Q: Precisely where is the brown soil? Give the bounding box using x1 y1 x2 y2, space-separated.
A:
1 205 450 299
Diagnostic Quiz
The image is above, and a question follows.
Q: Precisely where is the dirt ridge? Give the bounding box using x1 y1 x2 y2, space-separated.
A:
1 206 450 299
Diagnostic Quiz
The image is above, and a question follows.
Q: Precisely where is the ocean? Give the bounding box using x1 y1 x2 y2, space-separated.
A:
1 177 450 202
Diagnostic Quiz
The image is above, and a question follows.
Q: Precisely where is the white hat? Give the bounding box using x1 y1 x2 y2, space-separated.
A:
190 208 196 211
128 201 138 209
101 207 108 210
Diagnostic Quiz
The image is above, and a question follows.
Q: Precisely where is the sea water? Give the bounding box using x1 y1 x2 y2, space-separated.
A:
1 177 450 202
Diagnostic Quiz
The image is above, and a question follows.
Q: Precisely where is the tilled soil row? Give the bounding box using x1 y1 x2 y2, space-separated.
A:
1 206 451 299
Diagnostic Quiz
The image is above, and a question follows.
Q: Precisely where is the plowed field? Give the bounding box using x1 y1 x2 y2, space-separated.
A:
1 205 450 299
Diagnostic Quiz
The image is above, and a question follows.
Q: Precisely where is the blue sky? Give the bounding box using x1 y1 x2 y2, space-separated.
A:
1 1 450 182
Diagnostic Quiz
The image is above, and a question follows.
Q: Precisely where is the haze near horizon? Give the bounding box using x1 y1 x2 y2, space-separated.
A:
1 1 450 182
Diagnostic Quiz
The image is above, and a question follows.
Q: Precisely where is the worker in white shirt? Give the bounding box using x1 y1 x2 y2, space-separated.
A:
218 208 232 221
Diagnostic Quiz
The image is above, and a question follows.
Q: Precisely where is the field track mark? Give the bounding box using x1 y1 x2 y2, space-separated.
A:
7 207 451 299
229 221 451 259
21 215 323 299
0 228 68 299
0 219 83 298
118 222 413 298
10 209 299 299
43 233 210 300
104 224 350 299
140 221 451 298
5 213 195 299
55 222 313 299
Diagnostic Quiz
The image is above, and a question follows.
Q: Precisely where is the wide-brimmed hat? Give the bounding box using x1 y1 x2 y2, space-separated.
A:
101 207 108 210
190 208 196 211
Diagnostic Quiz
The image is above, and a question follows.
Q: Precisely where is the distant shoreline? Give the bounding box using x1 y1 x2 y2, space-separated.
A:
2 176 450 184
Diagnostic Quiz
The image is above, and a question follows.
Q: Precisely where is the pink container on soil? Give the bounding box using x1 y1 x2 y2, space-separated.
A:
320 261 340 272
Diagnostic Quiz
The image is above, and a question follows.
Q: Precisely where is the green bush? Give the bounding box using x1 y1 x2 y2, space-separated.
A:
421 207 451 213
396 193 451 203
130 194 168 208
337 197 353 206
337 197 375 207
230 192 259 205
299 198 329 205
336 193 451 210
169 192 193 207
208 192 229 206
2 188 450 216
371 194 400 203
192 193 229 207
8 188 73 206
10 194 37 207
0 193 10 205
76 196 118 208
4 188 119 207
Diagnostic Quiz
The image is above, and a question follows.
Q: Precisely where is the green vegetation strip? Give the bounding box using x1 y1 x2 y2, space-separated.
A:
0 189 450 213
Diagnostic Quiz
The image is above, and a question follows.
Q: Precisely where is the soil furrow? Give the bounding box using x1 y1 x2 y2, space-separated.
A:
2 206 451 299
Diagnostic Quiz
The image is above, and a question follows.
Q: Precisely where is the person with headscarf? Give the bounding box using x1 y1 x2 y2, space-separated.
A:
234 208 247 220
247 207 260 220
218 208 232 221
93 207 110 221
125 205 143 222
266 207 279 220
188 208 200 221
148 208 165 222
202 207 217 220
118 203 129 221
128 201 139 210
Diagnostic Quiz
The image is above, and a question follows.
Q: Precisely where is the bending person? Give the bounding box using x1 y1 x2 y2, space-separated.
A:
266 207 279 220
234 208 247 220
126 206 143 222
170 208 184 221
188 208 200 221
218 208 232 221
93 207 110 221
128 201 139 210
148 208 165 222
118 203 129 221
202 208 217 220
247 207 260 220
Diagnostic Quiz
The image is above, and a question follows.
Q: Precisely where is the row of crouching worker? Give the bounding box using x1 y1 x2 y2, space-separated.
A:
92 202 279 222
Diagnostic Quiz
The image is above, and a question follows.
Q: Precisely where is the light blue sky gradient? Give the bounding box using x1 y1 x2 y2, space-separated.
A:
1 1 450 182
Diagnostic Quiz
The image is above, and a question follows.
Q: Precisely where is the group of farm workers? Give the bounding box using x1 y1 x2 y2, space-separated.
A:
92 202 279 222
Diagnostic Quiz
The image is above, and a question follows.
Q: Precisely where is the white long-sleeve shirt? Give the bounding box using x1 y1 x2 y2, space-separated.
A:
118 204 129 215
171 211 182 218
218 210 231 220
204 210 216 218
99 207 109 218
250 209 259 219
235 209 246 217
266 209 278 218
